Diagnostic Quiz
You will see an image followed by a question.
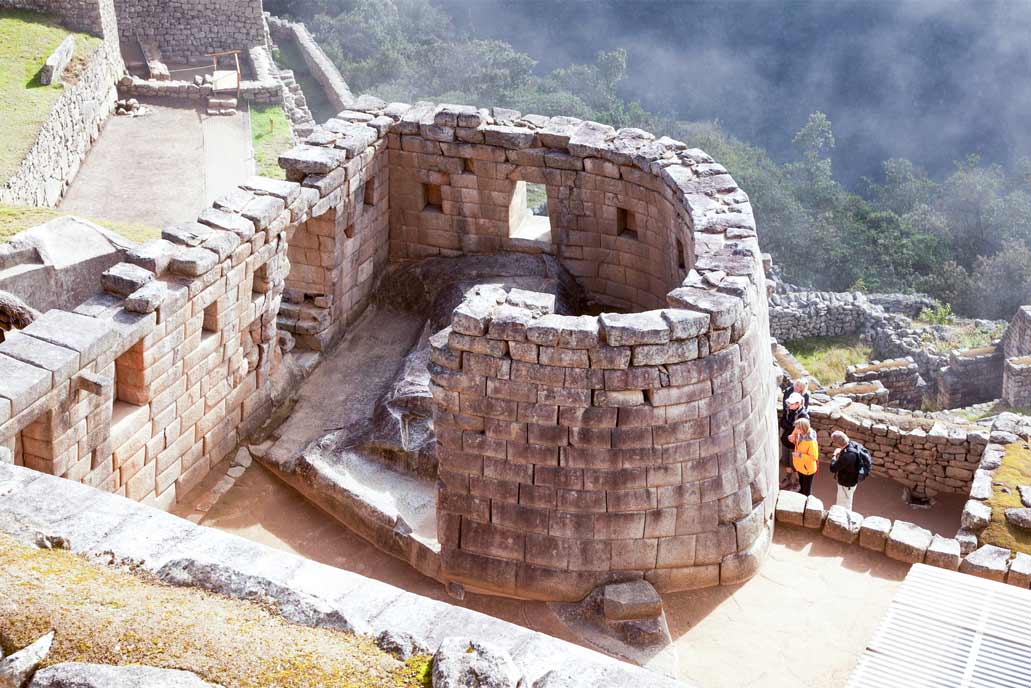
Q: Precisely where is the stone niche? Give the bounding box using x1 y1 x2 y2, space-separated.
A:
376 109 780 601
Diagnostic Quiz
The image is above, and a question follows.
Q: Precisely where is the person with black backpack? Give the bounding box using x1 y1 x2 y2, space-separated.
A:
829 431 872 510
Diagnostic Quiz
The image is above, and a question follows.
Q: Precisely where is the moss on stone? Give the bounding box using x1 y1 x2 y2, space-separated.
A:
983 441 1031 555
0 533 428 687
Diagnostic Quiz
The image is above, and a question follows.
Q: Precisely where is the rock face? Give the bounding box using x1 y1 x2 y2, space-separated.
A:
431 638 521 688
28 663 223 688
0 632 54 688
885 521 932 564
602 580 662 621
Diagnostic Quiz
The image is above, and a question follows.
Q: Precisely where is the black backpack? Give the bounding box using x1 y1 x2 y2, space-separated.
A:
849 442 873 482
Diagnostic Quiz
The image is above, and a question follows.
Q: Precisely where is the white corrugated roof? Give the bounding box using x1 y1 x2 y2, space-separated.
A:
848 563 1031 688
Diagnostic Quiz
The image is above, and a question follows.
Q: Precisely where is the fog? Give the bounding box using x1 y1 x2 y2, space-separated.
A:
440 0 1031 187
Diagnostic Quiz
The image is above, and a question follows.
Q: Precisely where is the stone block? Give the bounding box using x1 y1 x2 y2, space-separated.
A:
0 331 79 385
803 495 825 529
602 580 662 621
125 282 167 314
102 262 155 297
960 544 1011 582
600 311 670 346
169 247 219 277
822 505 862 543
885 520 932 564
0 353 51 414
1007 552 1031 589
126 239 177 274
163 222 214 247
278 145 346 174
774 490 806 527
23 310 118 367
960 499 991 531
924 535 961 571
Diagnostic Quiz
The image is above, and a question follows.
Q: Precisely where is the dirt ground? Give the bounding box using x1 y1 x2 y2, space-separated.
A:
60 100 253 230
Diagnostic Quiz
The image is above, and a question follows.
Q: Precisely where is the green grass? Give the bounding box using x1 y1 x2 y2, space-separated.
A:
251 104 292 180
983 441 1031 555
0 9 101 181
273 39 336 123
915 321 1005 354
0 204 158 244
526 182 548 215
785 336 873 386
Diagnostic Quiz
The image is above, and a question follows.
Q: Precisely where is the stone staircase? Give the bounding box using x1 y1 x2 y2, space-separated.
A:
206 96 238 116
278 68 316 137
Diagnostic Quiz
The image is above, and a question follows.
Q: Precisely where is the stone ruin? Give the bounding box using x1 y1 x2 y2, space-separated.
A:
0 57 778 613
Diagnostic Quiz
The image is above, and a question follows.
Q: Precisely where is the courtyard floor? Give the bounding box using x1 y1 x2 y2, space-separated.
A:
178 459 911 688
60 100 253 229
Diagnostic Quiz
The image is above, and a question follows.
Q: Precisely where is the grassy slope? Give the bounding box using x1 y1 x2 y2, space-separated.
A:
251 104 292 180
274 39 336 124
785 336 873 386
983 442 1031 555
0 9 101 181
0 204 159 244
0 533 431 687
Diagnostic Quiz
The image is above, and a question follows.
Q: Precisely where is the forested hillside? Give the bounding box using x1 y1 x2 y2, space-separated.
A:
266 0 1031 320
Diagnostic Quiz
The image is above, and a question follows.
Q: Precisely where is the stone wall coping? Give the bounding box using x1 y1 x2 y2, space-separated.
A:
0 462 690 688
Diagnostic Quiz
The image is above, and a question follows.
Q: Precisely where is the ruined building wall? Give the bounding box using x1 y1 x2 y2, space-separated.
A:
804 401 986 497
0 176 303 508
936 347 1003 410
0 0 123 207
111 0 266 64
266 15 353 114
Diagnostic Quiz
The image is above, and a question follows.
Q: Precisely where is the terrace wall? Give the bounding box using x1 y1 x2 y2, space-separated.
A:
0 0 122 207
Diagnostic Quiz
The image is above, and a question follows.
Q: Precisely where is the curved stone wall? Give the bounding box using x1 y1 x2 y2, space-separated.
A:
392 108 778 600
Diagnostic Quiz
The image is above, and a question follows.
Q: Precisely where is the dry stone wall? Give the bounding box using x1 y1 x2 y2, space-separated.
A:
936 347 1003 410
0 0 122 207
111 0 266 64
806 399 987 497
846 358 925 409
267 14 353 115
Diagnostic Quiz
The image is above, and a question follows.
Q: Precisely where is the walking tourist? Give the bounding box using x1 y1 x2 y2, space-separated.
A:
790 417 819 497
779 392 809 490
829 430 873 510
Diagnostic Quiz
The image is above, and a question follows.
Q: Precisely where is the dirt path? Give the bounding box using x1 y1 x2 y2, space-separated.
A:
60 100 253 230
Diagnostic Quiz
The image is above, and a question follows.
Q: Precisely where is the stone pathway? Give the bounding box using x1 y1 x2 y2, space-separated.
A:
60 100 252 229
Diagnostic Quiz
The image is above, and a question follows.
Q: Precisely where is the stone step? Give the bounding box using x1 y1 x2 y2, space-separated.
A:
208 97 238 109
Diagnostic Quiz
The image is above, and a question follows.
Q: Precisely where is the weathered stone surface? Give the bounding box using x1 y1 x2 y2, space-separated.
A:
0 631 54 688
169 247 219 277
124 281 167 314
278 145 346 174
803 495 826 529
885 520 932 564
101 262 154 297
969 469 994 500
960 544 1011 582
482 125 536 150
201 230 241 261
28 663 222 688
822 505 862 543
1005 507 1031 530
602 580 662 621
22 310 117 368
125 239 176 274
197 206 255 239
567 121 616 157
432 638 520 688
924 535 961 571
0 332 79 384
162 222 213 247
961 499 992 531
955 528 979 555
241 195 286 231
600 311 670 346
40 35 74 86
1007 552 1031 588
775 490 806 527
375 630 430 661
242 176 301 204
1020 485 1031 508
532 671 579 688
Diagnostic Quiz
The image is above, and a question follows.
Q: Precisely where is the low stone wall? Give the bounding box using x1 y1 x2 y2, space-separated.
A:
267 15 353 115
768 291 868 341
1003 357 1031 408
822 380 888 405
805 399 987 497
0 0 122 207
846 358 925 409
937 347 1004 410
116 71 282 104
112 0 266 64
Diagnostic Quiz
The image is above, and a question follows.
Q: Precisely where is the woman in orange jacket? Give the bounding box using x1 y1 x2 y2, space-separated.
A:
790 417 819 496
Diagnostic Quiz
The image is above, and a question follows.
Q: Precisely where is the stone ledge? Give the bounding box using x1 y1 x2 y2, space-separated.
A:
0 463 689 688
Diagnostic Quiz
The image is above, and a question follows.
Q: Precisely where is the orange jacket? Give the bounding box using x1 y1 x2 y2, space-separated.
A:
791 429 819 475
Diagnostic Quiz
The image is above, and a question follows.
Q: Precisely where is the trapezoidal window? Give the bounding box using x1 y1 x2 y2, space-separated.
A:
422 183 443 212
617 207 639 240
509 181 552 244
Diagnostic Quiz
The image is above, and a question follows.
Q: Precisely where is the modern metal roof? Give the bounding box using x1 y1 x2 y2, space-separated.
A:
848 563 1031 688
